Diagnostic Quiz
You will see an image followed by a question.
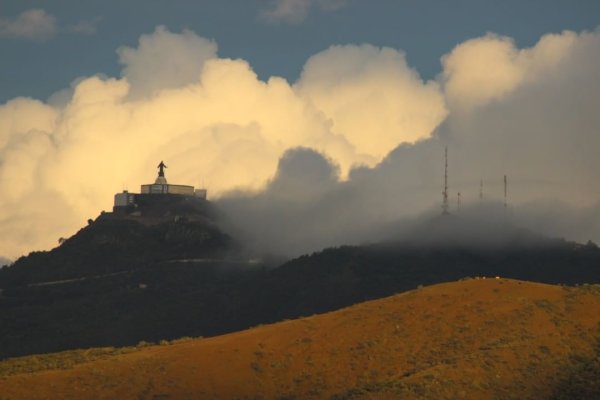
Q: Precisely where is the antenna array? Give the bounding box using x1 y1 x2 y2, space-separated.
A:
439 149 510 213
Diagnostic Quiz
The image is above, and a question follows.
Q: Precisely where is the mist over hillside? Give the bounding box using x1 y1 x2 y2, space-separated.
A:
1 198 598 360
217 149 599 258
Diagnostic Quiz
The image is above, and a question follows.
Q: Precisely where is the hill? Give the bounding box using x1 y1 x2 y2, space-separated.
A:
0 279 598 399
1 216 599 359
0 196 235 287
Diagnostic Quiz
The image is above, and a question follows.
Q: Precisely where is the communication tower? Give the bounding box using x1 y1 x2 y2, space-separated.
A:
504 175 508 208
479 179 483 201
442 146 449 215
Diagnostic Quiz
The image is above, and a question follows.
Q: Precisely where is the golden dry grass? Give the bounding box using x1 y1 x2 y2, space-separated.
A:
0 278 598 399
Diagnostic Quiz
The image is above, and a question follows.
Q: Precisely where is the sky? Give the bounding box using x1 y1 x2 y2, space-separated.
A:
1 0 599 260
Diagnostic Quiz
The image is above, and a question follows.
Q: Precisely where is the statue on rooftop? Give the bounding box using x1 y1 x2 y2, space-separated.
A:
157 161 167 177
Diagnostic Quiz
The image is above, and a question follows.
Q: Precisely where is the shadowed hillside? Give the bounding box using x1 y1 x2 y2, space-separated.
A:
0 197 234 287
1 214 599 359
0 279 598 399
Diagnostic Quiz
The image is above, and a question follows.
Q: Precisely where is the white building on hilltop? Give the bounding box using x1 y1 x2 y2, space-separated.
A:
114 161 207 211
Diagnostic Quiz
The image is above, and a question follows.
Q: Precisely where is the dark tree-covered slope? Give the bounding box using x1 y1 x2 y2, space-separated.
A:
0 206 599 360
0 199 234 287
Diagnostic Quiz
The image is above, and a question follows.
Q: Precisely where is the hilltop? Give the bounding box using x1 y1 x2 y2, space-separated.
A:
0 194 235 286
1 279 598 399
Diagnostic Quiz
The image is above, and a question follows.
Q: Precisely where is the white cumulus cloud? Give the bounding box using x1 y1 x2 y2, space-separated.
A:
1 27 599 260
0 26 442 259
296 44 447 161
441 31 578 113
117 26 218 98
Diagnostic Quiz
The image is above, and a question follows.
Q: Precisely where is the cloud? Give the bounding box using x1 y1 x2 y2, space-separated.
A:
0 9 101 41
267 147 340 200
218 28 600 256
0 26 599 260
117 26 218 98
0 9 57 41
441 31 578 113
296 44 447 161
439 29 600 207
260 0 348 24
67 17 102 35
0 26 440 259
218 148 346 255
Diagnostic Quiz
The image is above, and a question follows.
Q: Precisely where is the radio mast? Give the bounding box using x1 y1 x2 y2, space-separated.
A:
442 146 449 215
479 179 483 201
504 175 508 209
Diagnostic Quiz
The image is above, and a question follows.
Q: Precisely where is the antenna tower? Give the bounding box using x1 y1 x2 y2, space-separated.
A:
503 175 508 208
442 146 449 214
479 179 483 201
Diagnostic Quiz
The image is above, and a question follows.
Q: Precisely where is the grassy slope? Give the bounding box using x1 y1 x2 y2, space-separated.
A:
0 279 598 399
